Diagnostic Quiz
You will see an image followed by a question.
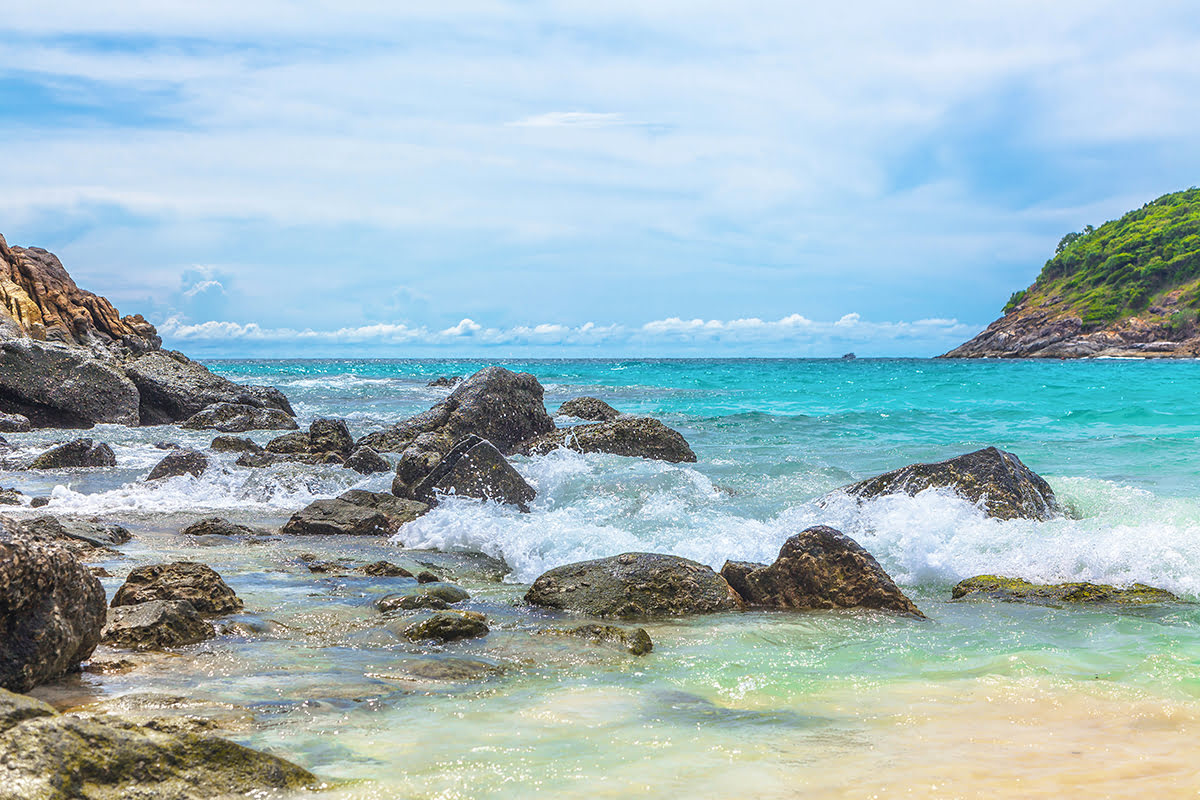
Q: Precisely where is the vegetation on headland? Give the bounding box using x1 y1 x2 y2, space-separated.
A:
1006 188 1200 329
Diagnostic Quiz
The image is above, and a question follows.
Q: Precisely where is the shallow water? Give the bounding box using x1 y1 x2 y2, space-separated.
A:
5 358 1200 797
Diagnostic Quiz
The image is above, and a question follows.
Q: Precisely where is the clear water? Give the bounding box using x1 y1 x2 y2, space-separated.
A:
5 358 1200 797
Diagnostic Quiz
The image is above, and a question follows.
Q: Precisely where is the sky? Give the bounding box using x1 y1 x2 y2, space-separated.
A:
2 2 1199 357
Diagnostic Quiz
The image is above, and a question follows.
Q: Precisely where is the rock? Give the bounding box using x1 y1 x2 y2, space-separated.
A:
146 449 208 481
29 496 49 508
265 430 310 454
360 560 413 578
0 688 316 798
525 553 742 619
721 526 923 616
521 417 697 463
398 435 537 511
557 397 620 421
841 447 1060 521
416 570 441 584
309 418 354 455
124 349 293 425
404 610 489 643
209 435 262 453
951 575 1179 604
717 560 768 603
336 489 428 527
378 594 450 612
234 451 283 468
280 499 392 536
101 600 214 649
0 339 141 428
344 445 390 474
180 517 266 538
538 623 653 655
427 375 462 387
0 522 106 692
111 562 243 617
385 657 501 682
29 438 116 469
18 515 131 556
180 402 298 433
153 441 179 450
0 488 21 505
257 418 356 465
359 366 554 454
0 413 30 433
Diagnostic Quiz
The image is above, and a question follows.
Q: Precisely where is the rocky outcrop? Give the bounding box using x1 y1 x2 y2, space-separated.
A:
0 688 316 799
359 366 555 455
520 417 697 463
951 575 1179 604
146 449 208 481
101 600 214 649
427 375 461 387
841 447 1060 521
404 610 489 643
557 397 620 421
0 234 293 428
29 438 116 469
394 435 536 511
721 526 923 616
180 402 297 433
111 562 243 617
525 553 742 619
0 521 106 692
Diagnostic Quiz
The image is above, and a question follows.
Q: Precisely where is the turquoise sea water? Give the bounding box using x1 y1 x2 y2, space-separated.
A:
6 358 1200 797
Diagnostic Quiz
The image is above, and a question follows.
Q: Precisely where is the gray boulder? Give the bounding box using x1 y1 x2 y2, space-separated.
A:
180 402 298 433
400 435 536 511
280 499 392 536
111 562 243 617
720 526 923 616
359 366 554 454
336 489 428 527
146 449 209 481
344 445 390 474
0 488 20 505
525 553 742 618
558 397 620 421
0 413 30 433
101 600 214 649
18 515 131 558
180 517 267 538
0 688 316 798
0 339 141 428
29 438 116 469
209 435 262 453
0 522 106 692
841 447 1060 521
123 349 294 425
521 417 697 463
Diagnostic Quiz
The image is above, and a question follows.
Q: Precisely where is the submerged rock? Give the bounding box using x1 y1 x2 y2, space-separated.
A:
360 366 555 455
557 397 620 421
344 445 390 474
384 656 501 682
111 562 243 617
180 517 267 539
951 575 1179 604
378 583 470 613
526 553 741 619
29 438 116 469
0 522 106 692
0 688 316 799
361 560 414 578
841 446 1060 521
398 435 536 511
0 413 30 433
145 449 208 481
538 623 653 655
404 610 489 642
721 526 923 616
181 402 297 433
521 417 697 463
101 600 214 650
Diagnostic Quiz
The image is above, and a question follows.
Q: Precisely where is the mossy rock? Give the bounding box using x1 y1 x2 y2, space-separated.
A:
951 575 1178 604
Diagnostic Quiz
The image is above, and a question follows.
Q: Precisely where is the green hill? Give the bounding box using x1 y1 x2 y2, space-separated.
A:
1005 188 1200 331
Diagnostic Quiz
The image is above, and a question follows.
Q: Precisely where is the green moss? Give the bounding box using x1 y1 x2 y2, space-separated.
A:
952 575 1178 605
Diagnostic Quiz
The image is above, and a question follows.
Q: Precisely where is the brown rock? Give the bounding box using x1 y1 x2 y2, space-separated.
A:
111 562 243 617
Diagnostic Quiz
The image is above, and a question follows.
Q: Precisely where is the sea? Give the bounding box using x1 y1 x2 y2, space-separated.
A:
5 357 1200 798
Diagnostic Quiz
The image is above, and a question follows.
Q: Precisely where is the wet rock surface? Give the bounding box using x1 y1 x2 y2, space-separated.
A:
208 435 262 453
722 526 923 616
180 517 267 539
952 575 1180 604
0 521 106 692
404 610 490 642
29 438 116 469
180 402 297 433
280 498 393 536
557 396 621 421
526 553 741 619
101 600 215 650
841 446 1061 521
521 417 697 463
111 562 243 617
538 623 653 655
0 412 30 432
344 445 390 474
337 489 429 527
396 434 536 511
16 515 131 558
145 449 208 481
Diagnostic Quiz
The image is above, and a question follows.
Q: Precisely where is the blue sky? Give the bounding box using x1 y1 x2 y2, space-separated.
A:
2 2 1199 357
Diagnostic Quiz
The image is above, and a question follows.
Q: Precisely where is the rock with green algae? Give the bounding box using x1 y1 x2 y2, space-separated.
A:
0 688 316 800
952 575 1179 604
841 446 1060 521
537 623 653 656
404 610 489 643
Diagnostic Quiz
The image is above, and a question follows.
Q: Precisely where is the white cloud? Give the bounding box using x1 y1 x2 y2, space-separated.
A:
508 112 629 128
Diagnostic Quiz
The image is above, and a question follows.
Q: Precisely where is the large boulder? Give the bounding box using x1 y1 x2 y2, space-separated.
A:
0 688 316 799
525 553 742 618
397 435 536 511
123 349 293 425
111 562 243 617
557 397 620 421
259 418 354 465
952 575 1179 604
101 600 214 650
521 417 697 463
29 438 116 469
720 526 923 616
336 489 428 527
841 447 1061 521
0 522 106 692
344 445 390 474
280 499 393 536
0 339 141 428
146 449 209 481
180 402 298 433
359 366 554 454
